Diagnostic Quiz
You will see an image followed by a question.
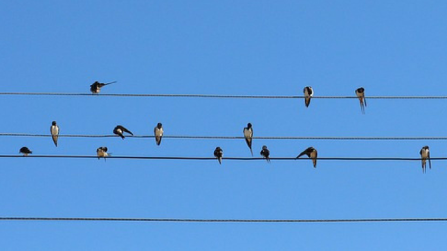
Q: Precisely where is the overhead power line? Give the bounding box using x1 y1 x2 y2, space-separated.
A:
0 92 447 99
0 133 446 141
0 155 444 161
0 216 446 223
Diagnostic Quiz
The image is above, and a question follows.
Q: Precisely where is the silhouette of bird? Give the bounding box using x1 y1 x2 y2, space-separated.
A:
297 147 318 168
214 147 223 164
260 145 270 163
113 125 133 139
90 81 116 94
20 147 32 156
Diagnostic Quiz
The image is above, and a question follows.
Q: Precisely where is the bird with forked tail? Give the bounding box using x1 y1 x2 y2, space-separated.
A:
420 146 431 173
355 87 367 114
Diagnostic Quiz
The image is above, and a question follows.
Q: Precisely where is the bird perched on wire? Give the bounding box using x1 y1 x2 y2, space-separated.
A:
243 123 253 156
355 87 367 114
214 147 223 164
154 123 163 146
97 147 109 160
19 147 32 156
419 146 431 173
297 147 318 168
303 86 314 107
260 145 270 162
113 125 133 139
50 121 59 147
90 81 116 94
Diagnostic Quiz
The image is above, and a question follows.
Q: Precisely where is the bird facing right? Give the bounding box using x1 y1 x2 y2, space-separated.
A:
20 147 32 156
113 125 133 139
297 147 318 168
90 81 116 94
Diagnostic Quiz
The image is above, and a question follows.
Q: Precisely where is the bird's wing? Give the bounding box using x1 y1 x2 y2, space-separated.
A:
122 126 133 135
297 149 309 158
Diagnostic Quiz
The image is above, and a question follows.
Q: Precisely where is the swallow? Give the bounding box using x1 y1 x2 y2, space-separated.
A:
154 123 163 145
90 81 116 94
260 145 270 162
214 147 223 164
297 147 318 168
303 86 314 107
97 146 109 160
113 125 133 139
355 87 367 114
243 123 253 156
419 146 431 173
50 121 60 147
19 147 32 156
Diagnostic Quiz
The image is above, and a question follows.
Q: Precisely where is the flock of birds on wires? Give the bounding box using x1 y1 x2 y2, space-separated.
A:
15 81 431 173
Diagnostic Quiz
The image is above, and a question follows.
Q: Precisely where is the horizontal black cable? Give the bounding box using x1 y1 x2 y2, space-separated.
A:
1 92 447 99
0 155 443 161
0 133 446 141
0 217 445 223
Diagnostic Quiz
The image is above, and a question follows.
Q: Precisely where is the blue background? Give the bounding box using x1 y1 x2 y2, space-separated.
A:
1 1 447 250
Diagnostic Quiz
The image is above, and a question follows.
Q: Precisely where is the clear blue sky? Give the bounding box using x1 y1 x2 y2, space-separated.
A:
1 1 447 250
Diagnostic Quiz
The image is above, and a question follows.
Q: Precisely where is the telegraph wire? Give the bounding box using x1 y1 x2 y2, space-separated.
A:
1 155 445 161
0 217 446 223
1 92 447 99
0 133 446 141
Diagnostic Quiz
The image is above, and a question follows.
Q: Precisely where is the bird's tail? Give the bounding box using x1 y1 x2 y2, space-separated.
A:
305 97 311 107
52 135 58 147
